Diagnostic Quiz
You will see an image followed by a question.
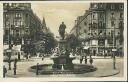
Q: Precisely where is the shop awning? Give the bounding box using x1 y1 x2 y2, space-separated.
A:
4 48 18 53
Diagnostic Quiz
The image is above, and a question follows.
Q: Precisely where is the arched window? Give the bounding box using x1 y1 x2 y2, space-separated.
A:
111 4 115 10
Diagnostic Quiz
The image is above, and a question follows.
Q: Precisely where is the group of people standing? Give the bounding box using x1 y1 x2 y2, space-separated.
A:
80 55 93 65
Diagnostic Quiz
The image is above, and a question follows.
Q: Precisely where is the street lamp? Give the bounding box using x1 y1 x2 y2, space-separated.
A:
112 23 116 69
8 26 13 70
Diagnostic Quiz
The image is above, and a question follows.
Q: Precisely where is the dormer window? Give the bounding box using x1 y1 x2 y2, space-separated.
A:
120 5 123 9
4 3 9 7
9 3 12 6
111 4 115 10
94 4 97 8
99 4 103 8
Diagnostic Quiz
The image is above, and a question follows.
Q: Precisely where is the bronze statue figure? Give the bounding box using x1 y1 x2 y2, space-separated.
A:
59 22 66 40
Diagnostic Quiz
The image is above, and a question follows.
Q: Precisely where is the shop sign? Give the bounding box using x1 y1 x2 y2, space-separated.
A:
112 49 117 51
6 49 11 52
92 40 97 45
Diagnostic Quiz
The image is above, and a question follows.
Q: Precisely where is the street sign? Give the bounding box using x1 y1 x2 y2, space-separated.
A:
83 46 89 49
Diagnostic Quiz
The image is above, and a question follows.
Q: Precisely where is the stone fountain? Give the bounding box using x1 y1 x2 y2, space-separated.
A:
51 39 75 70
29 22 97 75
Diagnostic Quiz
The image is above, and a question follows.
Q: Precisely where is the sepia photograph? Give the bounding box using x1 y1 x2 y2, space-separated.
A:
1 0 127 81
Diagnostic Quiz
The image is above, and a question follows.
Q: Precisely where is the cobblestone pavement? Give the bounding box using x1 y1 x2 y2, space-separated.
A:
4 56 124 78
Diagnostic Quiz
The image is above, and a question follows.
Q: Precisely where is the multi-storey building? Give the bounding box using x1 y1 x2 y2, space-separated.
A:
3 3 44 57
70 3 124 56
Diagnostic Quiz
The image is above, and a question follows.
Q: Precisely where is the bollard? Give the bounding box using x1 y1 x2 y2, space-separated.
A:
36 63 39 75
8 60 11 70
113 56 116 69
80 59 82 64
89 58 93 65
113 62 116 69
42 57 44 61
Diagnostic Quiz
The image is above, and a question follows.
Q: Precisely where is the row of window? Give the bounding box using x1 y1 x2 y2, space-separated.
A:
5 20 23 26
5 13 22 18
111 21 123 27
111 12 123 19
93 39 121 46
92 12 123 19
91 3 123 10
92 13 104 19
85 21 123 28
4 3 31 9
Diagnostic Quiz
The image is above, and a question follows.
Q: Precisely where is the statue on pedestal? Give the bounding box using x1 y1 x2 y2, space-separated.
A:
59 22 66 40
51 22 75 70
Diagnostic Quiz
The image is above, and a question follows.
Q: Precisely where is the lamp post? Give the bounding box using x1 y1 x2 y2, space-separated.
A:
112 23 116 69
24 27 30 59
8 26 13 70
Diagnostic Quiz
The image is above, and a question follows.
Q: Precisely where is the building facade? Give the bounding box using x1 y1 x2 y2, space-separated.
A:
70 3 124 56
3 3 44 58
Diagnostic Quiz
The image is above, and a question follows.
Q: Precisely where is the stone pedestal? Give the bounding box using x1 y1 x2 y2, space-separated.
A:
58 39 67 50
51 39 75 70
52 55 75 70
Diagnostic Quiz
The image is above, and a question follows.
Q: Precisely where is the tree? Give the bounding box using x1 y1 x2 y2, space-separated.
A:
66 34 81 50
44 33 57 54
35 32 57 54
35 41 46 53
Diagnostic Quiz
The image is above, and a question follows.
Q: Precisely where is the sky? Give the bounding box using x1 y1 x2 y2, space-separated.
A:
31 2 90 36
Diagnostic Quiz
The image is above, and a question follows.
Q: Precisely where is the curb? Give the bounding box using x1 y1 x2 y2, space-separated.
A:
98 69 120 77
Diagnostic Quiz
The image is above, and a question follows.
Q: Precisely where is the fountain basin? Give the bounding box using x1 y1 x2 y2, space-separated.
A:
29 64 97 75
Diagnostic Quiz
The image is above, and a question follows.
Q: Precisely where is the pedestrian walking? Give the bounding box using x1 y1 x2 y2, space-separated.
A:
113 55 116 69
3 65 7 78
84 56 87 64
26 55 28 60
42 56 44 61
36 63 39 75
89 56 93 65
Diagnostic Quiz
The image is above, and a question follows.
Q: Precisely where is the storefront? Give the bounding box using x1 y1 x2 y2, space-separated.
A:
83 46 89 55
89 47 98 56
98 47 105 56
